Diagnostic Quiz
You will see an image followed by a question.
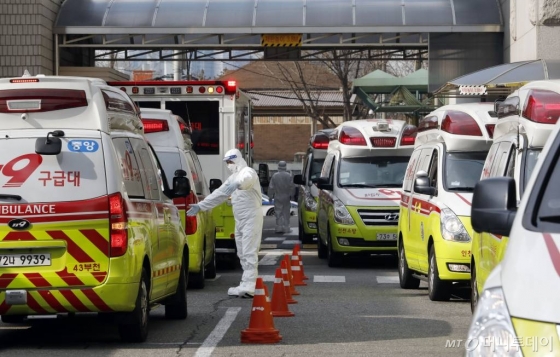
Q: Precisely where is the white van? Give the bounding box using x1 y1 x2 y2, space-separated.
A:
140 108 216 289
398 103 496 301
470 81 560 311
468 83 560 356
0 76 189 342
315 119 416 267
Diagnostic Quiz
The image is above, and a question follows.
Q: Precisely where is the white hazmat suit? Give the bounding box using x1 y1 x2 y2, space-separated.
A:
268 161 295 234
187 148 262 298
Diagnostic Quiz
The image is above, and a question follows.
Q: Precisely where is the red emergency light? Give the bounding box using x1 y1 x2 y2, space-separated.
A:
0 89 87 113
225 80 237 95
141 119 169 133
441 111 483 136
10 78 39 83
237 141 254 149
485 124 495 138
418 116 438 132
522 89 560 124
311 134 329 149
400 125 418 145
340 126 367 146
216 86 224 94
370 137 397 147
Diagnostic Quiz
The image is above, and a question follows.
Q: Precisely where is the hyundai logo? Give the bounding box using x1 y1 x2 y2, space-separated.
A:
8 219 31 230
384 213 399 221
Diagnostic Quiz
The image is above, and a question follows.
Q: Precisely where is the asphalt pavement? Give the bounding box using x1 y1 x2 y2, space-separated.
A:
0 216 473 356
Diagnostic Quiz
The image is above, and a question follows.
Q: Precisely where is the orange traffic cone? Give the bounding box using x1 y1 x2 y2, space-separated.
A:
240 278 282 344
280 260 297 304
290 253 307 286
270 267 294 317
293 244 309 280
284 255 300 295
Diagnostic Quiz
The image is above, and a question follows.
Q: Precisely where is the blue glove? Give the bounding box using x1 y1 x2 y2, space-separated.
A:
187 204 200 216
223 182 239 196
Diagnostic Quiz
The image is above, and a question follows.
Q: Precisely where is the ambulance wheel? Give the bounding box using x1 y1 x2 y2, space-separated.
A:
119 268 149 342
470 262 478 313
398 240 420 289
327 228 343 267
189 249 205 289
1 315 25 323
299 220 314 244
205 240 217 280
317 231 328 259
165 257 188 320
428 246 451 301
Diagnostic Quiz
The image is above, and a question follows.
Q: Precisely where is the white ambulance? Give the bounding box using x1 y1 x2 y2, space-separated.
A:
470 81 560 311
315 119 417 267
468 84 560 357
398 103 496 301
0 75 189 342
139 108 216 289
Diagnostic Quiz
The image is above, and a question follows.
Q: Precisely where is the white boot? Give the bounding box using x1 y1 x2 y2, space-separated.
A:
228 286 241 296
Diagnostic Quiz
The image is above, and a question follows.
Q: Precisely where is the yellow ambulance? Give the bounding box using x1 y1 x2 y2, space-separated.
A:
398 103 496 301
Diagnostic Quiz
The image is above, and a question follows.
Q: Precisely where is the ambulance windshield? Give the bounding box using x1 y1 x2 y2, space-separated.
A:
524 149 542 189
338 157 409 188
444 152 487 192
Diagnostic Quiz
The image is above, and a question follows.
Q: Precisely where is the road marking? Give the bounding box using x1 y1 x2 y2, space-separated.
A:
195 307 241 357
264 237 285 242
314 275 345 283
259 275 275 282
376 276 400 284
282 240 300 245
260 244 278 249
258 254 280 266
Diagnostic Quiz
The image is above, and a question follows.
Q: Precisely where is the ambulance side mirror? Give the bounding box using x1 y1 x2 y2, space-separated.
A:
209 179 222 193
293 174 304 185
35 130 65 155
172 175 191 197
258 163 269 187
316 177 333 191
471 177 517 236
413 171 435 196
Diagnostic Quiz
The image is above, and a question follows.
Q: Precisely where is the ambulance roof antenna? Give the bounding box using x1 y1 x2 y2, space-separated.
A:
22 69 31 77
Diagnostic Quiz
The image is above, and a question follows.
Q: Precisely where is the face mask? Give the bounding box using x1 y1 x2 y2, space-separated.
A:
227 163 236 173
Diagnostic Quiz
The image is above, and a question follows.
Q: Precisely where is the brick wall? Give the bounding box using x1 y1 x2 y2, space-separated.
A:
254 124 328 161
0 0 60 78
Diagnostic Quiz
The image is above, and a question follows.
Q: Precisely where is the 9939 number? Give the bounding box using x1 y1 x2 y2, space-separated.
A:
0 253 51 267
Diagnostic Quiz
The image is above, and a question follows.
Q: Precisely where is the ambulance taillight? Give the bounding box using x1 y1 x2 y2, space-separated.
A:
340 126 367 146
312 134 329 149
109 193 128 257
485 124 495 138
522 89 560 124
141 119 169 133
441 111 483 136
400 125 418 145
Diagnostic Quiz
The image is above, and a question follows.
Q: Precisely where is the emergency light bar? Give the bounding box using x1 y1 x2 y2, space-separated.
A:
418 116 438 132
141 119 169 133
441 111 483 136
522 89 560 124
0 89 87 113
339 126 367 146
110 80 237 96
311 134 329 149
370 137 396 147
400 125 418 145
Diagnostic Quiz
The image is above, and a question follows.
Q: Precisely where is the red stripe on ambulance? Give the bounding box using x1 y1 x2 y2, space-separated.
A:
47 230 94 263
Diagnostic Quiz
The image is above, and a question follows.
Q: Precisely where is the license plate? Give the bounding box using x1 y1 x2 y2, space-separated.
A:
377 233 397 241
0 253 51 267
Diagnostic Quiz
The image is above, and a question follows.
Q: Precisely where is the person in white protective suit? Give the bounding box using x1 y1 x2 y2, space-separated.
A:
186 148 263 298
268 161 295 233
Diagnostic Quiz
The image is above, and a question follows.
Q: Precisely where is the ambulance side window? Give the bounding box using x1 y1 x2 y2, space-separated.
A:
320 154 335 180
190 151 209 196
185 152 203 195
494 142 514 178
427 149 438 194
112 138 145 199
505 146 516 179
403 149 421 192
302 154 311 182
135 141 161 201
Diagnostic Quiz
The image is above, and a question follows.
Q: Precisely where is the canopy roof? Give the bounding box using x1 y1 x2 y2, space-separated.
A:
352 69 429 93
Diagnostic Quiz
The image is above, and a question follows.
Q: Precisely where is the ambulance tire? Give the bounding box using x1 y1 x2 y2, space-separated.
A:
398 241 420 289
317 231 328 259
470 262 478 314
205 240 217 280
189 249 206 289
327 227 343 267
428 246 451 301
299 220 314 244
165 257 188 320
119 269 149 342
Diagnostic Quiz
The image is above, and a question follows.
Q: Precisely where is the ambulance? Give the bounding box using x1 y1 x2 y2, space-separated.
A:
140 108 216 289
470 80 560 312
468 86 560 357
0 75 189 342
398 103 496 301
315 119 417 267
293 129 334 244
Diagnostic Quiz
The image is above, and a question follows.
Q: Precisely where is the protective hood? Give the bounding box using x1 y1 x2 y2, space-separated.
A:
278 161 287 171
223 148 247 173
